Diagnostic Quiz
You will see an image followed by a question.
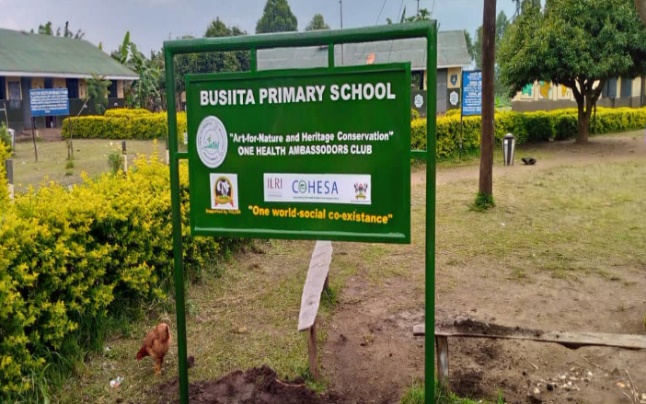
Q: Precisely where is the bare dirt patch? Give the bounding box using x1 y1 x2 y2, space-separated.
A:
156 365 347 404
323 134 646 404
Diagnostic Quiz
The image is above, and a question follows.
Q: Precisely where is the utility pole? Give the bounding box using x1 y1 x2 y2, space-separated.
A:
477 0 497 208
417 0 420 16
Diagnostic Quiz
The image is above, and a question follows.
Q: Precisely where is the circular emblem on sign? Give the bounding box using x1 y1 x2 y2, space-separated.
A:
196 115 228 168
449 90 459 106
414 94 424 108
214 176 234 206
298 180 307 193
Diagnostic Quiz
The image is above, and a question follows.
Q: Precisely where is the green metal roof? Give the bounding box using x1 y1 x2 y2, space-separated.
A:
0 28 138 80
257 30 470 71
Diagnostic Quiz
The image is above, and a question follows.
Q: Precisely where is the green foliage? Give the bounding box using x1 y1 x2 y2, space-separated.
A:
0 142 10 206
85 75 111 115
464 30 474 64
256 0 298 34
107 148 124 174
471 10 510 70
401 381 424 403
411 107 646 160
400 380 488 403
305 13 330 31
61 111 187 141
472 192 496 211
499 0 646 142
0 122 12 152
164 19 249 97
104 108 152 118
0 153 247 400
34 21 84 39
112 32 162 111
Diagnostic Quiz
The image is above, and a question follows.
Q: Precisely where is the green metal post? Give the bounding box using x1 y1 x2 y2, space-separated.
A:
425 25 437 404
328 42 335 68
164 50 190 404
163 21 438 404
164 22 434 55
251 47 257 73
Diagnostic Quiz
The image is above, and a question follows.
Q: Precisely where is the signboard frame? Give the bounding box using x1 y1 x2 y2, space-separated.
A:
163 22 438 404
184 63 412 243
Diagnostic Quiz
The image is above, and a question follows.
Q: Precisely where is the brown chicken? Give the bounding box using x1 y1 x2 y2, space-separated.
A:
136 323 171 375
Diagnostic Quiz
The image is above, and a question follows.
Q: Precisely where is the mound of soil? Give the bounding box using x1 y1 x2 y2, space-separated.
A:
156 365 347 404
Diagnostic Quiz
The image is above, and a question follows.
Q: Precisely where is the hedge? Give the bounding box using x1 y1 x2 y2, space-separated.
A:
0 142 9 206
62 112 187 141
413 107 646 160
0 153 245 399
61 107 646 159
104 108 153 118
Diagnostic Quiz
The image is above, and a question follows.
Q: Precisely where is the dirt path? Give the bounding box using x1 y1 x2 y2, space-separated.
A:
322 134 646 404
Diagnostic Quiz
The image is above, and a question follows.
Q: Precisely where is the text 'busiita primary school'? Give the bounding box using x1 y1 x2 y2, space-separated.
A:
199 82 398 106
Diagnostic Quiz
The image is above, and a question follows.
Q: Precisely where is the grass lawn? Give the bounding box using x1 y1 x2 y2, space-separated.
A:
10 139 164 193
46 137 645 403
7 133 645 402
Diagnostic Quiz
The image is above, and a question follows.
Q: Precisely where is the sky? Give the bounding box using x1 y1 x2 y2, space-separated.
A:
0 0 518 55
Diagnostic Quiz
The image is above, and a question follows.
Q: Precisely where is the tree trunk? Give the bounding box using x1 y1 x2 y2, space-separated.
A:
478 0 497 198
576 104 590 144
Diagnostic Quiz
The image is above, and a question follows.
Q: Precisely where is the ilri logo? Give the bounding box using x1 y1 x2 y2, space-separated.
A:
266 177 282 190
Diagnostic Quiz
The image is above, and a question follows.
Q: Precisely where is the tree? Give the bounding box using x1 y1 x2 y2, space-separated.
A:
513 0 541 16
85 74 110 114
472 10 509 69
256 0 298 33
464 30 475 63
305 13 330 31
156 19 250 109
112 32 162 110
499 0 646 143
32 21 84 39
403 8 432 22
204 18 249 73
387 7 432 24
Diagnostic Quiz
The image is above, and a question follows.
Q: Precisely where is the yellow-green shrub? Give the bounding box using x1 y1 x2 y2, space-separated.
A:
0 142 9 206
104 108 153 117
62 112 187 142
413 107 646 159
0 151 243 399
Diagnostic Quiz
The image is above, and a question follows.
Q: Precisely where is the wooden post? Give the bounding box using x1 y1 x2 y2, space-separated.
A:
5 159 13 201
298 241 332 383
308 319 319 381
435 335 449 393
122 141 128 173
31 117 38 162
478 0 497 198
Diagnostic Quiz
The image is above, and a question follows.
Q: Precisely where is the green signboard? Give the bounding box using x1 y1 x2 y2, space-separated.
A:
186 64 411 243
